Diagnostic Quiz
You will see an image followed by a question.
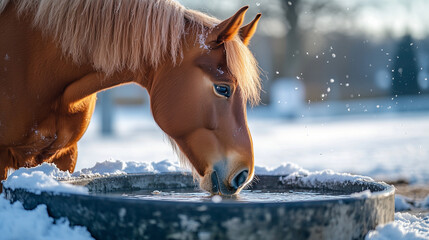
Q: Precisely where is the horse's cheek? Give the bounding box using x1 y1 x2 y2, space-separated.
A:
150 87 200 138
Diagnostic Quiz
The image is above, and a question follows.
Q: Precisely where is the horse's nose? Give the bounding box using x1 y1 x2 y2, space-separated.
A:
230 169 248 190
211 161 249 195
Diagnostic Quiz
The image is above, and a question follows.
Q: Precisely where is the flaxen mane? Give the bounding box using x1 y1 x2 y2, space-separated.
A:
1 0 260 104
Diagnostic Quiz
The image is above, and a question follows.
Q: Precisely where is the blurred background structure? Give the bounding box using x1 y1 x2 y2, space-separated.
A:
88 0 429 183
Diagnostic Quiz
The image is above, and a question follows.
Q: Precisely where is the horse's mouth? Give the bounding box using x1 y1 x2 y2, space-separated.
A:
209 170 238 196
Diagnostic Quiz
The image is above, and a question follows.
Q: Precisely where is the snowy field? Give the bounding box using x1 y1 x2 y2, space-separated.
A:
77 103 429 184
2 102 429 239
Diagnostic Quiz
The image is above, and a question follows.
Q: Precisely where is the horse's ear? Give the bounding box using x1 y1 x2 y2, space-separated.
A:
210 6 248 45
239 14 261 46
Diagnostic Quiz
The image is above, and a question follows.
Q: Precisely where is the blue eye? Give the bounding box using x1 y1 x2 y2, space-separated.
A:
213 84 231 98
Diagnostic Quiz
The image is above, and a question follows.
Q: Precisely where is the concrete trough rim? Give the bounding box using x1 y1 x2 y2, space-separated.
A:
3 172 396 240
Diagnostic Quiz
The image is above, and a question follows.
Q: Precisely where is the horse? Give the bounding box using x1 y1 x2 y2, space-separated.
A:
0 0 261 195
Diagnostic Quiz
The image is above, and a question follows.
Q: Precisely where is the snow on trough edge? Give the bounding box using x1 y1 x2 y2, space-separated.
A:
3 163 88 195
3 160 376 195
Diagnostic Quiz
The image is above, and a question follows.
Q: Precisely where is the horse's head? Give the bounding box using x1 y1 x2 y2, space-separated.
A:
148 7 261 195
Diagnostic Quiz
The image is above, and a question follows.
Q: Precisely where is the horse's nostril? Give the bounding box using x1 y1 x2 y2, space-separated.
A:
211 171 219 193
231 169 249 190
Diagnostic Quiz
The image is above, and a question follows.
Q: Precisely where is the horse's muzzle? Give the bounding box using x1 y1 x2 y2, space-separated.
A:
210 161 249 195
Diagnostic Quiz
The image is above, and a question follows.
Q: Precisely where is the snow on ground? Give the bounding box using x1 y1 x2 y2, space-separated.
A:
0 194 92 240
395 195 413 212
366 212 429 240
72 159 184 176
76 105 429 184
248 108 429 184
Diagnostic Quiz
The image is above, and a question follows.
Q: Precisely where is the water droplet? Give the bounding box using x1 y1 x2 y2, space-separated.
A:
256 2 261 6
296 76 300 80
410 42 414 46
330 78 335 83
294 87 298 90
345 83 350 87
331 53 336 58
327 87 331 92
376 105 380 108
288 1 292 5
276 71 279 74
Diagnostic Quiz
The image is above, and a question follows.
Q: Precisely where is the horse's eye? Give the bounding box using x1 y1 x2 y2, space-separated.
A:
213 84 231 98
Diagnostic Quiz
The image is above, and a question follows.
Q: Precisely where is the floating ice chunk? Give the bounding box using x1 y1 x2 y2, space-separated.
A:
351 190 372 198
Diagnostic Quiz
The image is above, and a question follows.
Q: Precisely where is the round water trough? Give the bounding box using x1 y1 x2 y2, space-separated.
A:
4 173 394 240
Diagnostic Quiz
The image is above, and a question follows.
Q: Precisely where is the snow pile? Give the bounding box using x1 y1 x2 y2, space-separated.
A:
0 195 93 240
3 163 88 195
395 195 413 211
72 159 185 176
280 169 374 189
420 195 429 208
255 162 308 175
366 212 429 240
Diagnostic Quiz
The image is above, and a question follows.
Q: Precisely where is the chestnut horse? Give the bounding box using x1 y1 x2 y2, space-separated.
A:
0 0 261 195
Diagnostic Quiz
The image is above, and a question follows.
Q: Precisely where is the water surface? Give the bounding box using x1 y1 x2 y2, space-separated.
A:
108 188 350 203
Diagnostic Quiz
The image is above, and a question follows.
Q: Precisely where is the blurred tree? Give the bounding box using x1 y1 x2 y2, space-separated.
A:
280 0 300 78
391 35 420 96
279 0 349 79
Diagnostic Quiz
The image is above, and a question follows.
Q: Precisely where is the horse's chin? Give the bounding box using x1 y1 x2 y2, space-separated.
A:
199 174 214 194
